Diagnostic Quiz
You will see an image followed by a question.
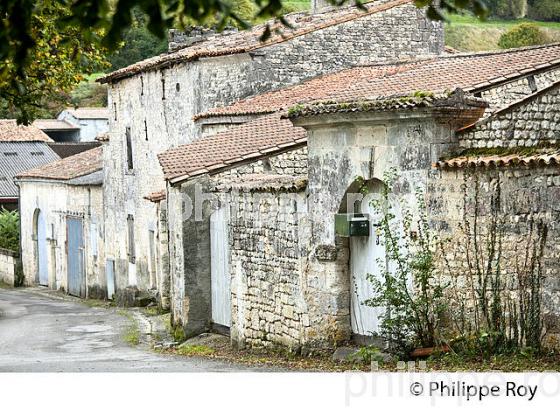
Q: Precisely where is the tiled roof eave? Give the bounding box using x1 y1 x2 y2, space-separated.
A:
435 153 560 169
167 139 307 186
98 0 414 84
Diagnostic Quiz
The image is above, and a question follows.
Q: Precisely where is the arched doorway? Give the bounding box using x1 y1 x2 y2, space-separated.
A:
33 209 48 286
338 178 389 342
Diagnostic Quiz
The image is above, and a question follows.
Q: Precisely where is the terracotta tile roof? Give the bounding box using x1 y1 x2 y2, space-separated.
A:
33 119 79 131
0 120 53 142
158 113 306 183
98 0 414 84
197 43 560 119
64 107 109 119
144 190 166 202
16 146 103 181
285 91 487 121
436 150 560 169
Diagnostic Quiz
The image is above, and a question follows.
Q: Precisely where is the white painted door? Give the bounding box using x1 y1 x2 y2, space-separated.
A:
37 210 48 286
210 207 231 327
350 203 386 336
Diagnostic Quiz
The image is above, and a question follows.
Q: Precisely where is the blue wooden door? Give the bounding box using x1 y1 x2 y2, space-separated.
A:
37 210 48 286
67 217 85 297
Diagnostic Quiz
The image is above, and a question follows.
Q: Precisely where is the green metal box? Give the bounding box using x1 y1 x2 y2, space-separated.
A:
335 213 370 237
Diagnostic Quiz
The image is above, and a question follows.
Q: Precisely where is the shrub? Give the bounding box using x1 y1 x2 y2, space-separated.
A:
0 209 20 253
365 169 448 358
498 23 551 49
529 0 560 22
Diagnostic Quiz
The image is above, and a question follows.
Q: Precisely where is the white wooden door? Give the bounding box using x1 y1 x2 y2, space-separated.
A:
350 202 386 336
210 207 231 327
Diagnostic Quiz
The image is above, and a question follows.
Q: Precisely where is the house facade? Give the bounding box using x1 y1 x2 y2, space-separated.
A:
16 148 106 298
34 107 109 142
97 0 444 306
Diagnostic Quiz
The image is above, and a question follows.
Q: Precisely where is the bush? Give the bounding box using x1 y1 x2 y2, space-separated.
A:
529 0 560 22
365 169 448 358
498 23 551 49
0 209 20 253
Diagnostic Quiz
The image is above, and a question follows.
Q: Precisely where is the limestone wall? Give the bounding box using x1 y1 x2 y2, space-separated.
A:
479 68 560 116
428 166 560 346
228 188 309 350
460 82 560 149
0 248 19 286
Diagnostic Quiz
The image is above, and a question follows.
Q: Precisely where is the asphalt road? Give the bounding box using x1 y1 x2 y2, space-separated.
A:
0 287 255 372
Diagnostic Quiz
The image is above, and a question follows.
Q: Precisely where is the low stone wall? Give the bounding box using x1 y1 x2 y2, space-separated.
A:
428 165 560 347
0 248 20 287
228 187 310 350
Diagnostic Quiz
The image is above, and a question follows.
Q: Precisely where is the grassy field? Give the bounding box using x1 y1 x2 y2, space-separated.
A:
445 14 560 52
284 0 310 12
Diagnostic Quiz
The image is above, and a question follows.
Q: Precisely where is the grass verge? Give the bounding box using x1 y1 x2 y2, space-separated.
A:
158 341 560 372
119 311 141 346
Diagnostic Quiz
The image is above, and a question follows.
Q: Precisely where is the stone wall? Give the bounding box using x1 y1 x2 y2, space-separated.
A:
479 68 560 116
219 148 308 177
228 187 310 350
428 165 560 346
460 82 560 149
0 248 19 286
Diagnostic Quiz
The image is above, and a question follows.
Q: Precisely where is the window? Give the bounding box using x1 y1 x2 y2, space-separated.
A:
30 151 44 156
144 120 148 141
125 127 134 171
140 76 144 96
161 75 166 100
3 152 17 156
176 83 180 92
113 102 117 121
127 215 135 263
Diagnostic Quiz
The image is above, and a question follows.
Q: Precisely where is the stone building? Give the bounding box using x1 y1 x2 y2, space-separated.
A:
157 43 560 351
97 0 444 305
34 107 109 142
16 147 106 298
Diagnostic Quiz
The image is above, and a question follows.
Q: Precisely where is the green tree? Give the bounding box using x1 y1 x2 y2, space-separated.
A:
107 9 168 70
0 1 109 123
529 0 560 22
0 210 20 253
